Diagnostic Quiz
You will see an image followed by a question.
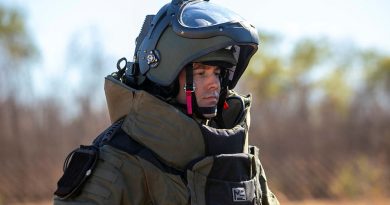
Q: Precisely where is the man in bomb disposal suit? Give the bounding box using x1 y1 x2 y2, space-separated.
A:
54 0 279 204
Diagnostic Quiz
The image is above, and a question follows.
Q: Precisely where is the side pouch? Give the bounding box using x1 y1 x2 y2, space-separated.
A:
54 145 99 199
187 153 260 205
249 145 279 205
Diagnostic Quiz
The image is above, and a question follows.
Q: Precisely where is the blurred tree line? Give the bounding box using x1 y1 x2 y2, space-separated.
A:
0 4 389 204
244 32 390 200
0 5 109 204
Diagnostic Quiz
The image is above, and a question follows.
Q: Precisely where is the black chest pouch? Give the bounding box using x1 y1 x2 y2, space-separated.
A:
54 145 99 199
200 124 246 155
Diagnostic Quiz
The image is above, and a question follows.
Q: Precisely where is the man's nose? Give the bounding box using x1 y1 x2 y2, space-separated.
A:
207 74 220 90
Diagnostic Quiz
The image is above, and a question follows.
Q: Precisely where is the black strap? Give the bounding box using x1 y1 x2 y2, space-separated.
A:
184 64 195 115
100 121 184 177
93 118 124 147
185 64 194 91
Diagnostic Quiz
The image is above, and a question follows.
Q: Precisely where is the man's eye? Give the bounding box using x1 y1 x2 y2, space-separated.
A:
195 71 205 76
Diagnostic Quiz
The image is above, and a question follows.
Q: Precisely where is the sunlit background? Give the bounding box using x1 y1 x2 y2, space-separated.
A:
0 0 389 204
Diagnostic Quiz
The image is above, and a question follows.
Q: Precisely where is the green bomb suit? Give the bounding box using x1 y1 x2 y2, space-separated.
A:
53 76 279 205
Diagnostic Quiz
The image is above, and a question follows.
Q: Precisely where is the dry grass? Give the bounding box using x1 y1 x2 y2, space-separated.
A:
10 202 52 205
281 198 390 205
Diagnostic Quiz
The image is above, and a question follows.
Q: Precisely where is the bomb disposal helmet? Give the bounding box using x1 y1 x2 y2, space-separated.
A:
124 0 259 90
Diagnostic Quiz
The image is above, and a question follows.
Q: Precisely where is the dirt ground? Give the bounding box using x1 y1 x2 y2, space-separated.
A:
281 198 390 205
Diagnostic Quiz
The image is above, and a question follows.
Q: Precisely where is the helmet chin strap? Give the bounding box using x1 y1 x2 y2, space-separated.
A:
185 65 195 116
184 65 218 119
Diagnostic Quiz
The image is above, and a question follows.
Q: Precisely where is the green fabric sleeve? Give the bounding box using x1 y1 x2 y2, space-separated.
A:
53 145 150 205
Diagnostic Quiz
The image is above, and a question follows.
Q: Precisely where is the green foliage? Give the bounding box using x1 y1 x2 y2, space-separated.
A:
330 156 386 199
366 57 390 91
289 38 330 77
246 52 287 99
0 5 37 64
243 30 390 115
244 31 288 99
0 4 38 99
318 68 352 114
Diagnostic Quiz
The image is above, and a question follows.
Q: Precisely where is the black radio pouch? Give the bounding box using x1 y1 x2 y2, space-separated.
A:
54 145 99 199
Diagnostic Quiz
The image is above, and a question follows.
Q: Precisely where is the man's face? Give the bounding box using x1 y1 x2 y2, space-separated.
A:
177 62 221 108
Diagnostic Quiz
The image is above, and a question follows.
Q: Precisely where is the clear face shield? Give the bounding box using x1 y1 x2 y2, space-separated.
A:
179 1 245 28
171 0 255 42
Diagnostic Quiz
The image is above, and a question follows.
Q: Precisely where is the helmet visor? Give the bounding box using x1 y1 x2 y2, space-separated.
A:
179 1 245 28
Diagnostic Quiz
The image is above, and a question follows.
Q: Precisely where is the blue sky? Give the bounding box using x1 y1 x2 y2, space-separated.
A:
2 0 390 98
